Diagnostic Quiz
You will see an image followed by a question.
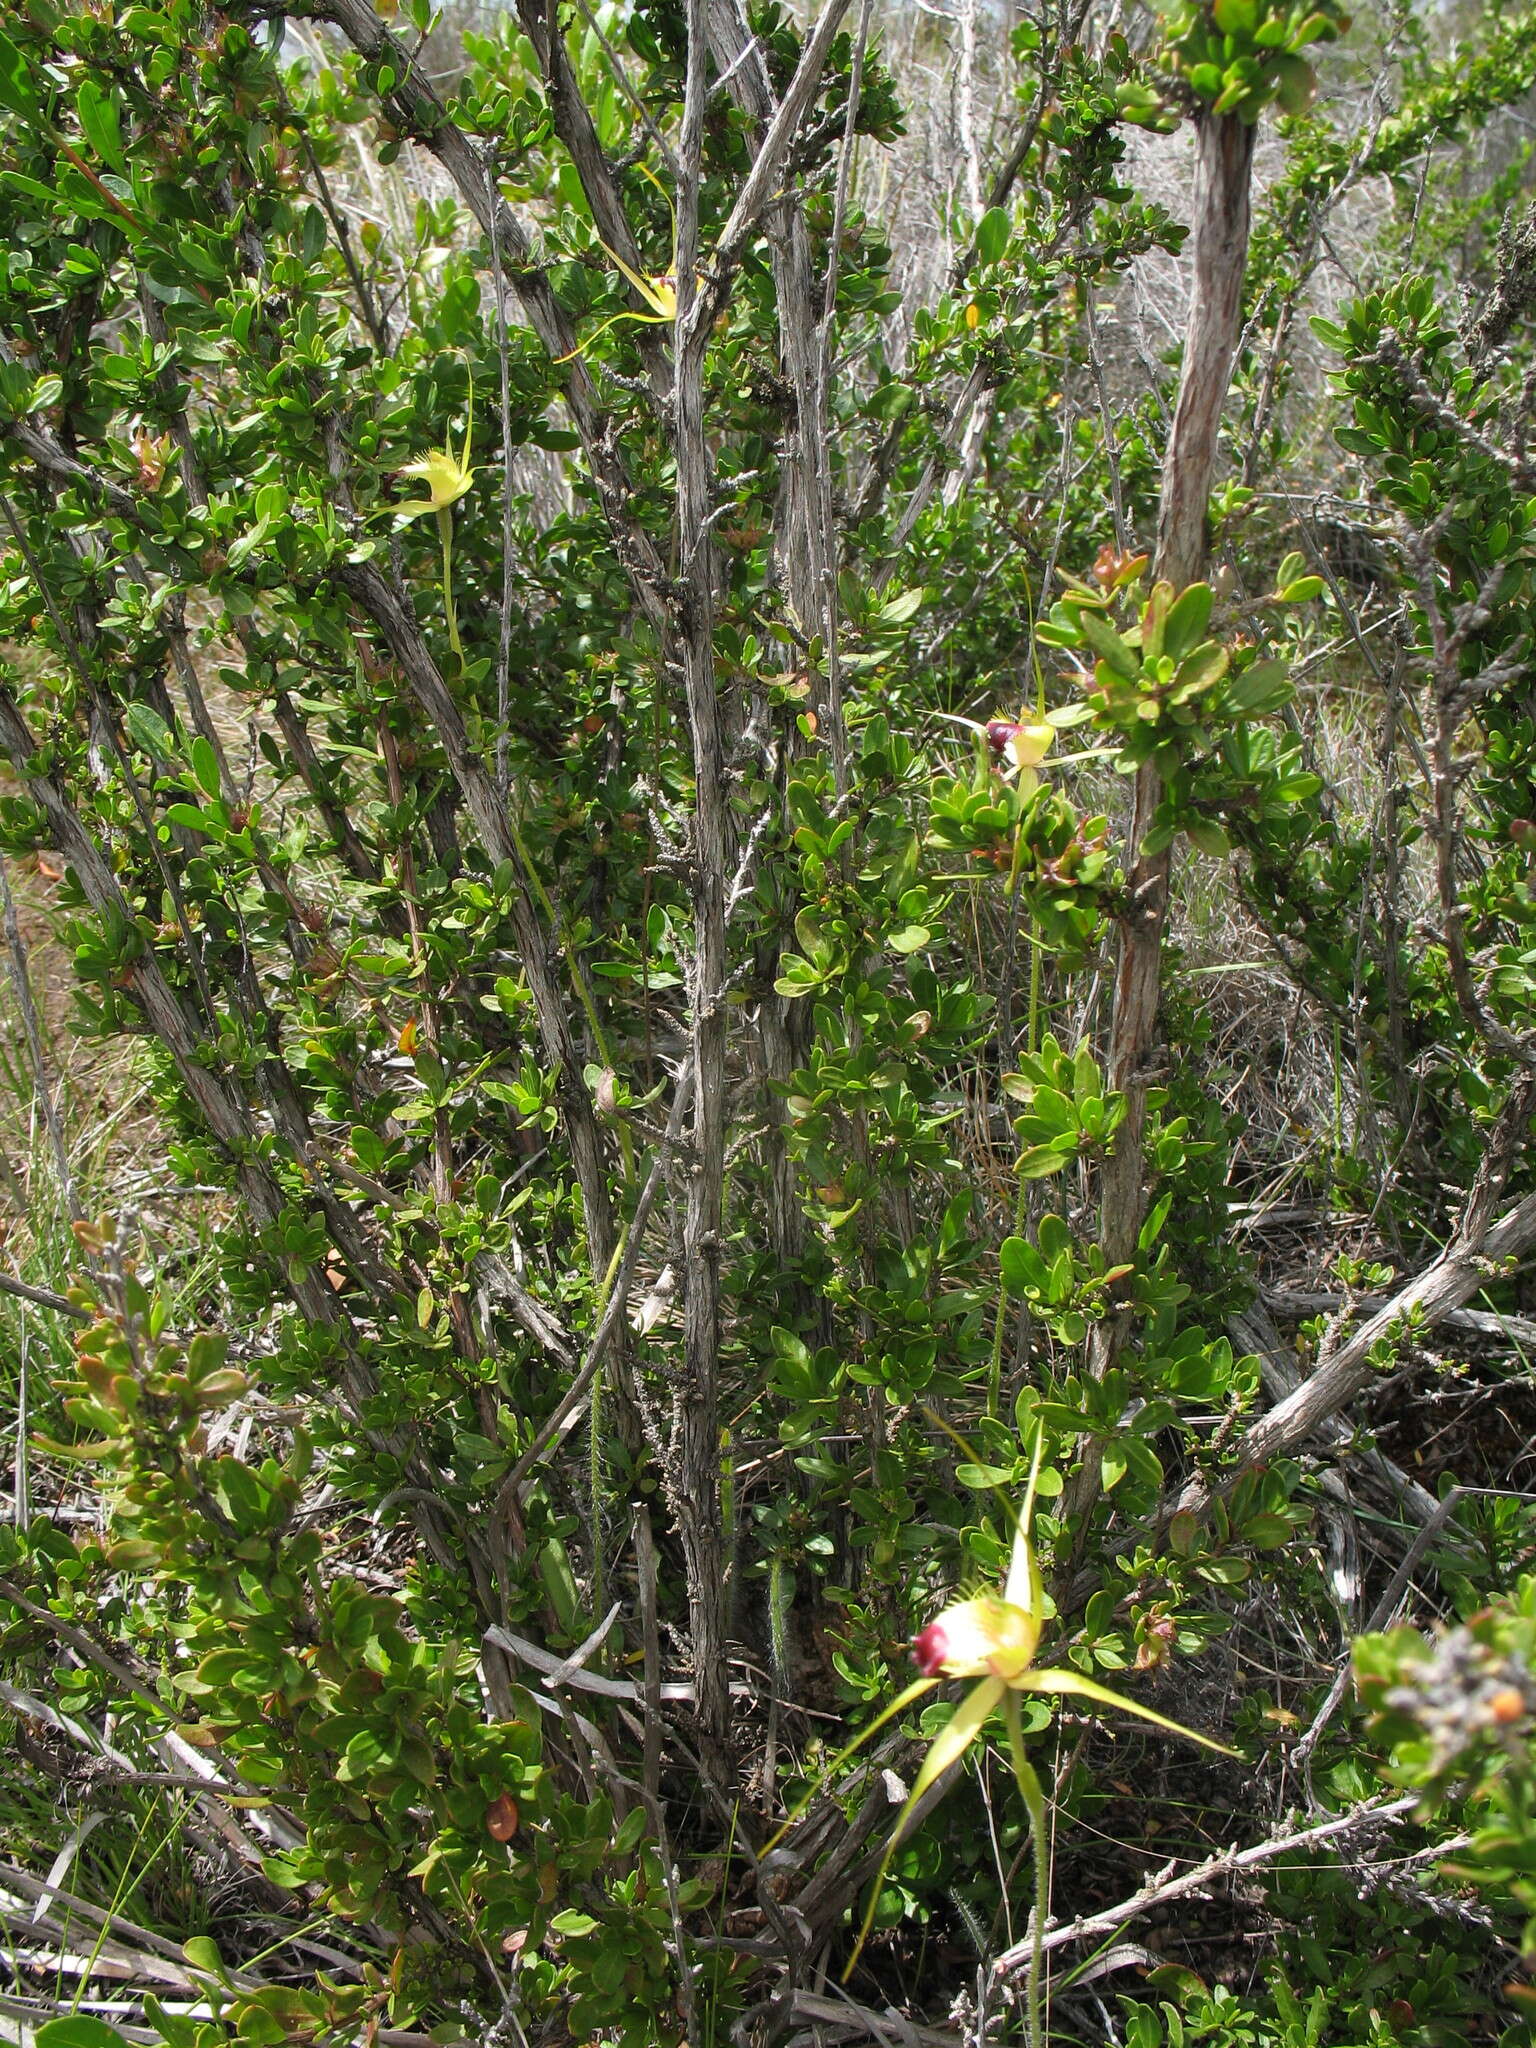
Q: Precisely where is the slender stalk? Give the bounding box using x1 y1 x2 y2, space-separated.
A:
436 505 461 657
1010 1734 1049 2048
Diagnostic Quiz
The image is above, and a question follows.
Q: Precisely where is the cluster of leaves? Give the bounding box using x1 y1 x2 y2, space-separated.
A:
1162 0 1351 119
5 1229 698 2041
1357 1578 1536 1984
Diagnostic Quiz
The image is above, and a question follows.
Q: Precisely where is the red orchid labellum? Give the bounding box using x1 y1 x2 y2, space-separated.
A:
937 707 1058 787
984 716 1055 776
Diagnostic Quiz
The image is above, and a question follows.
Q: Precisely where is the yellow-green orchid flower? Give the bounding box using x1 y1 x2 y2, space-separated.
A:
602 248 677 323
766 1429 1235 2024
556 166 681 363
934 708 1058 792
392 380 475 656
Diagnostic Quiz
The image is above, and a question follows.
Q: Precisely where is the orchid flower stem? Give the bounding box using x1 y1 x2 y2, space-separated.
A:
435 505 461 658
1005 1689 1048 2048
988 1147 1030 1421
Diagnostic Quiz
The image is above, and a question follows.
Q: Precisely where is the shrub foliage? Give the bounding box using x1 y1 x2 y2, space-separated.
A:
3 0 1536 2040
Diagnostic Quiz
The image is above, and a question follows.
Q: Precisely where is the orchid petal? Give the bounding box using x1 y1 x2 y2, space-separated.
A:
844 1676 1006 1980
1004 1427 1046 1619
1017 1666 1237 1755
1010 720 1056 769
599 241 677 320
759 1674 939 1856
554 308 671 364
908 1674 1007 1805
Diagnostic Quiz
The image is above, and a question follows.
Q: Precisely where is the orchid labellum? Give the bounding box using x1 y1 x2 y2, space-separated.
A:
984 714 1056 778
935 707 1057 790
766 1431 1234 2017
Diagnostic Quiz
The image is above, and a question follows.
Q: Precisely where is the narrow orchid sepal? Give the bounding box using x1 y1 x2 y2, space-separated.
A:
1016 1665 1239 1756
1004 1426 1045 1615
554 307 672 364
906 1674 1007 1806
759 1673 940 1857
844 1675 1007 1978
602 241 678 320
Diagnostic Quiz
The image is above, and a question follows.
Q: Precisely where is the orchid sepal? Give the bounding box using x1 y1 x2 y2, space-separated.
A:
1003 1424 1046 1615
603 241 677 320
846 1675 1007 1971
1016 1665 1240 1756
759 1673 939 1857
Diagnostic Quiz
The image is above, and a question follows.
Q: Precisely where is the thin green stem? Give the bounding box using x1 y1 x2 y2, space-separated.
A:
1005 1690 1048 2048
436 504 461 657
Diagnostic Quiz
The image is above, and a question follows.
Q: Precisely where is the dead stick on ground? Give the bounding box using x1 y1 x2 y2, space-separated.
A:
1176 1096 1536 1516
995 1793 1428 1970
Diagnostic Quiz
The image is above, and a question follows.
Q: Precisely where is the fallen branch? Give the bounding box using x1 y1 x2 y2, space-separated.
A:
995 1793 1424 1970
1178 1179 1536 1517
1264 1287 1536 1351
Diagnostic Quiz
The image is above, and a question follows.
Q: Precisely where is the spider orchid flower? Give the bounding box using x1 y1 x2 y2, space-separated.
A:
392 381 476 655
606 248 677 322
765 1432 1234 1988
555 246 678 363
987 715 1056 777
556 165 682 363
935 709 1057 789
